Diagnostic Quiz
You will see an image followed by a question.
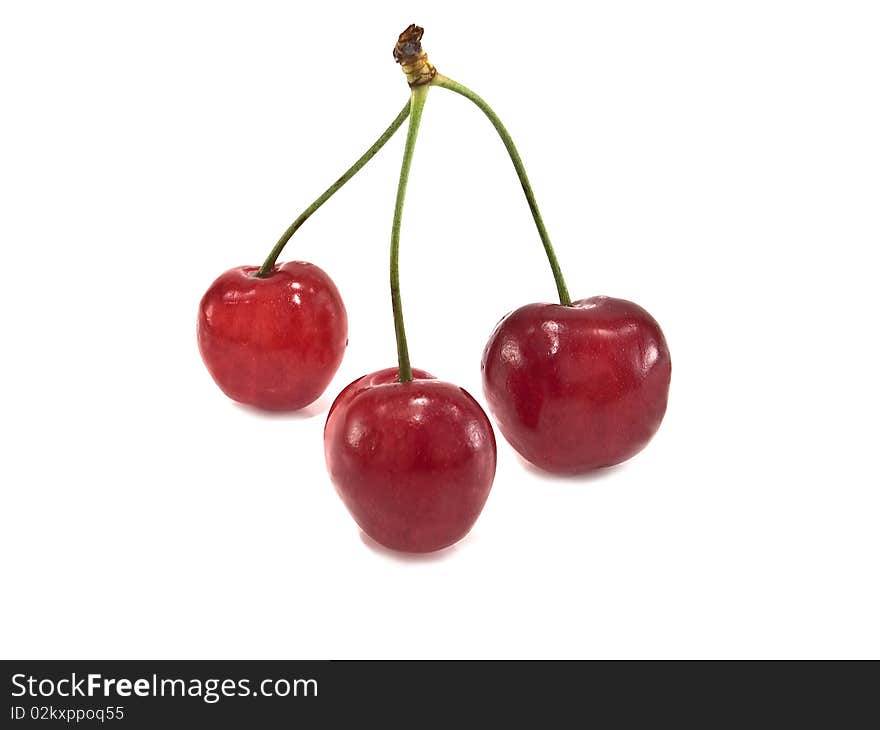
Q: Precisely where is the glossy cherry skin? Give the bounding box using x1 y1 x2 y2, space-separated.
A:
482 296 671 474
324 368 497 553
198 261 347 411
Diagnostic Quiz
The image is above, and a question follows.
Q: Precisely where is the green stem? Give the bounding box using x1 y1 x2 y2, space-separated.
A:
430 74 572 305
256 101 411 278
390 84 430 382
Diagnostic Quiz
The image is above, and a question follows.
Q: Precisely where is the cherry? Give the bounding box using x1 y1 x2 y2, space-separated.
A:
321 38 499 553
482 296 671 473
197 261 347 411
197 99 411 411
324 368 496 552
412 30 672 474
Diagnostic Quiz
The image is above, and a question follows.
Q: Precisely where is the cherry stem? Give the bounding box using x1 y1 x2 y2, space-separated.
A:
255 101 411 278
390 84 430 382
430 74 572 306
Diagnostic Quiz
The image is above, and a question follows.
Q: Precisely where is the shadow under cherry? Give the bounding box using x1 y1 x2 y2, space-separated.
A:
231 393 333 420
514 453 630 485
357 530 464 564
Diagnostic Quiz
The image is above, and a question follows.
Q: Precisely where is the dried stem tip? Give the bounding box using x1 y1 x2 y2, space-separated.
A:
393 24 436 86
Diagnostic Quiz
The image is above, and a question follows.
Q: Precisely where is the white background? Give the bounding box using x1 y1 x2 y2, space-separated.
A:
2 1 878 659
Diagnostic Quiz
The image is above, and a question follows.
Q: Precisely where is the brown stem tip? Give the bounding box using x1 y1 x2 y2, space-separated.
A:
393 24 436 87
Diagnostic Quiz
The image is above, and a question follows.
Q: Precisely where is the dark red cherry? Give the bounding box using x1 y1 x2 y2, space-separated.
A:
324 368 496 552
198 261 347 411
482 296 671 474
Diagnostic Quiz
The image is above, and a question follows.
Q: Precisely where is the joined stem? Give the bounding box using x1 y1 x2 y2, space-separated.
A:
390 84 430 382
256 101 411 278
430 73 572 305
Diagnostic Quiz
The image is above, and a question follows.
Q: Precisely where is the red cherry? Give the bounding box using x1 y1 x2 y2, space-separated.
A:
198 261 347 411
482 296 671 474
324 368 497 553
